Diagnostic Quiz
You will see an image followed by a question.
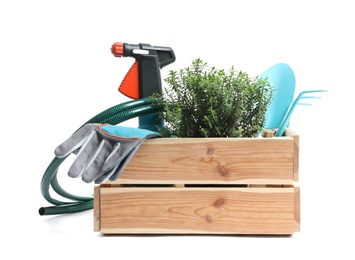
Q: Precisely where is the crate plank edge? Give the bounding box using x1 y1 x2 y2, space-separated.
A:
94 128 300 235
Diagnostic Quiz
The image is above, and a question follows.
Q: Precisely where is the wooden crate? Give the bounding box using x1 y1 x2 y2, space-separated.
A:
94 128 300 235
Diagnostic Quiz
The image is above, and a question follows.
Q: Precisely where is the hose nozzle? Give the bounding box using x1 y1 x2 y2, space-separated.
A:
111 42 124 57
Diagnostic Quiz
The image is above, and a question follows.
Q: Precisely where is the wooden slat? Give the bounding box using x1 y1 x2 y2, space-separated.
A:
93 185 100 232
294 185 300 232
284 128 299 181
108 135 295 185
99 186 297 235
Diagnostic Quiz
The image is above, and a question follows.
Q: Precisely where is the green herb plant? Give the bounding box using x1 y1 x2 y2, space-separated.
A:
152 58 273 138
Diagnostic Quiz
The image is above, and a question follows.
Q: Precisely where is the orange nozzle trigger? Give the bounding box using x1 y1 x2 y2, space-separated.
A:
118 61 139 99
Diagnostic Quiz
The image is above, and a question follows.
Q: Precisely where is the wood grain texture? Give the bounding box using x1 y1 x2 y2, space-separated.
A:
95 129 300 235
98 187 297 235
284 128 299 181
108 133 297 185
94 185 100 232
294 185 300 232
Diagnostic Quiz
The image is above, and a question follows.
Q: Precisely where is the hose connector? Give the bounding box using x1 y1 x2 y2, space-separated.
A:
111 42 124 57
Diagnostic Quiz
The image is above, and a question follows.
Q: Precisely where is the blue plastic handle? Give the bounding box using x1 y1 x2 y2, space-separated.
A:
260 63 296 129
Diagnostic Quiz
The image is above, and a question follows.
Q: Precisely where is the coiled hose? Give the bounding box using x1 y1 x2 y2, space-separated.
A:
39 98 163 216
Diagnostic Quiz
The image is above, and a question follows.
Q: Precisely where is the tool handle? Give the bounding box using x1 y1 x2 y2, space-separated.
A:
111 42 175 98
111 42 176 131
111 42 175 68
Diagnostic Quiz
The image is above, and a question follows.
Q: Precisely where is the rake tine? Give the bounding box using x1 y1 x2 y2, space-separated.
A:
275 90 327 136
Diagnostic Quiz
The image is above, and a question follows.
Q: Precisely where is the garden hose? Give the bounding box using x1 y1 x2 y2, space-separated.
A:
39 98 163 216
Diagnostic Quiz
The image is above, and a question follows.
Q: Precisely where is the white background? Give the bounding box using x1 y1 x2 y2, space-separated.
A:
1 0 354 259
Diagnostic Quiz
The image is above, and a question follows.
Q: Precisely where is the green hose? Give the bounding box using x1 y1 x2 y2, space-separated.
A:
39 98 163 216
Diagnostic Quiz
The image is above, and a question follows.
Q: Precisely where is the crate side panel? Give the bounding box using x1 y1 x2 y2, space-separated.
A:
294 185 300 232
99 187 296 234
94 185 100 232
284 128 299 181
109 137 294 185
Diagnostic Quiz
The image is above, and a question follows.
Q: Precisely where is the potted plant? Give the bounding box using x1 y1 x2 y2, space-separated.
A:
152 58 273 138
95 59 301 235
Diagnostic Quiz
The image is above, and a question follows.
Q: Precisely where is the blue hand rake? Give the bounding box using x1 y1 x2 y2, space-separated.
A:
275 89 328 136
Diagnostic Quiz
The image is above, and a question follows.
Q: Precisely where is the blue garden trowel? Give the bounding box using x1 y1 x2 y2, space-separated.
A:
260 63 296 130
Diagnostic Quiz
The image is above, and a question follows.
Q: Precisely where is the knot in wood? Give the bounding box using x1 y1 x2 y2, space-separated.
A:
217 165 229 176
213 198 225 208
205 215 213 223
206 147 214 156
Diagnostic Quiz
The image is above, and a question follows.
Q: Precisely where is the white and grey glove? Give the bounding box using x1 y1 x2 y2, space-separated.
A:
54 123 161 184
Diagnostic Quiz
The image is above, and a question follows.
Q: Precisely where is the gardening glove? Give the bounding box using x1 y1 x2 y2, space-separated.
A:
54 123 162 184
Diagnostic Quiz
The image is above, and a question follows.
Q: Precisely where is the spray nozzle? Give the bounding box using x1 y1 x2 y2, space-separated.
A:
111 42 175 68
111 42 176 131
